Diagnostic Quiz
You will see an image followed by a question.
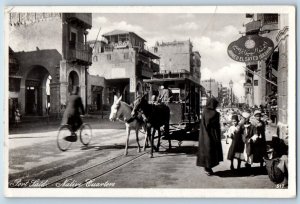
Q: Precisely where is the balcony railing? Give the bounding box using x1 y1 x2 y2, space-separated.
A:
104 45 114 52
153 69 191 79
69 41 92 65
65 13 92 29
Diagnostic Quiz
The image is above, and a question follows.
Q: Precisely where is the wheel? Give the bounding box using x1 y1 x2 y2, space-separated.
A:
79 123 92 146
57 125 73 151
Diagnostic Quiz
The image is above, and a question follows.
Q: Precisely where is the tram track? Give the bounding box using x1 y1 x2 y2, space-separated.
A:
43 143 162 188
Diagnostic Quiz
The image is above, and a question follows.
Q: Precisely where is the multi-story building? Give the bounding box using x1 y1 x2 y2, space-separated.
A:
244 13 289 138
88 30 159 104
221 86 230 107
151 40 201 83
9 13 92 117
201 79 219 98
244 14 279 107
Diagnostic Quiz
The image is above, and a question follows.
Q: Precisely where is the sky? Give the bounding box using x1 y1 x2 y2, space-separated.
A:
88 13 251 99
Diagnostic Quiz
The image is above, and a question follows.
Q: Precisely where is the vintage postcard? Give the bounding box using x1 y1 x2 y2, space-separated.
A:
4 6 296 198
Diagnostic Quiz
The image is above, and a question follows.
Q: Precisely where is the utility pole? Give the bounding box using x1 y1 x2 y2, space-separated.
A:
209 78 212 97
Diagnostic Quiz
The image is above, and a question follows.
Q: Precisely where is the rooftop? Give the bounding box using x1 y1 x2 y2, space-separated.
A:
102 30 146 42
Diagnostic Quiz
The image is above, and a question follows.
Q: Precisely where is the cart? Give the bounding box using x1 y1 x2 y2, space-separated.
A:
143 70 202 146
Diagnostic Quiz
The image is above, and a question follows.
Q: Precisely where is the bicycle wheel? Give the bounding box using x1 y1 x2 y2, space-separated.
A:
79 123 92 146
57 125 73 151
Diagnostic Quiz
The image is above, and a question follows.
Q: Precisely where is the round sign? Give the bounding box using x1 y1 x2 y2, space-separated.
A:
227 35 274 63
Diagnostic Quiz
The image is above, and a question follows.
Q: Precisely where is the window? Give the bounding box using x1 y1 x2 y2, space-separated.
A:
107 54 111 60
254 80 259 86
124 52 129 59
263 14 278 24
69 31 77 49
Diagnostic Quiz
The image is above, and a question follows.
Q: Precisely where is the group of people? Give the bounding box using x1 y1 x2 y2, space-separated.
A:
197 97 267 176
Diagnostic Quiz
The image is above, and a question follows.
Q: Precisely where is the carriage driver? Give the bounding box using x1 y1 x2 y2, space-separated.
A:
158 83 173 104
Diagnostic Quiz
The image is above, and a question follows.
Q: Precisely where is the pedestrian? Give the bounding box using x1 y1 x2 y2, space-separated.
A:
240 111 255 168
196 97 223 176
226 114 244 170
250 110 267 168
14 107 21 128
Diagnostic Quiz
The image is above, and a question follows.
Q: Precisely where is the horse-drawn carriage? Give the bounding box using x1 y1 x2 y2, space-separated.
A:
142 71 202 146
109 71 202 157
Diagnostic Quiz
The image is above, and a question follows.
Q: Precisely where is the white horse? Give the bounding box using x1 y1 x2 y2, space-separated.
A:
109 95 147 156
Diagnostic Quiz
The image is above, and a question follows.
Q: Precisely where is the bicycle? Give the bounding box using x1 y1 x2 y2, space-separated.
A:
57 121 92 151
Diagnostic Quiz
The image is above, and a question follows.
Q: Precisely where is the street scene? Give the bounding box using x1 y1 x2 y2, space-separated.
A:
6 8 293 195
8 116 277 189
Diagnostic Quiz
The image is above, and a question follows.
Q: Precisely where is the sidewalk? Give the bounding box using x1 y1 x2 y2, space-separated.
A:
8 115 124 135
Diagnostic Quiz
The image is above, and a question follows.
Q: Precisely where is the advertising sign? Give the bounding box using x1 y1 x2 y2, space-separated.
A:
227 35 274 63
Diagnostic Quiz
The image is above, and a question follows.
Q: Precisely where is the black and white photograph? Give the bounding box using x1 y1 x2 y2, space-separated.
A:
4 6 296 197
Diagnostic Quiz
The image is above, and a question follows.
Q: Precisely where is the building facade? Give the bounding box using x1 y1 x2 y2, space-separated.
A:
87 74 106 112
244 13 289 138
9 13 92 117
201 79 219 98
88 30 159 105
151 40 201 83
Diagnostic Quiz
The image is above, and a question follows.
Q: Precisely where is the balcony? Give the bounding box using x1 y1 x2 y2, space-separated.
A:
151 61 159 72
69 41 92 65
65 13 92 29
153 69 191 79
104 45 114 52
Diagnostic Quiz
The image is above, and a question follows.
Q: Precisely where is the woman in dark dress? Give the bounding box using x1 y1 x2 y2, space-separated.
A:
197 97 223 175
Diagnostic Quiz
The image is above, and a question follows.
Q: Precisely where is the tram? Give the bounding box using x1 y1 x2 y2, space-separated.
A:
143 70 202 145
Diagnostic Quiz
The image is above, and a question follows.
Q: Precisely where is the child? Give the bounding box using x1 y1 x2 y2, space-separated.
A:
251 110 267 168
226 115 245 170
241 111 256 168
14 107 21 127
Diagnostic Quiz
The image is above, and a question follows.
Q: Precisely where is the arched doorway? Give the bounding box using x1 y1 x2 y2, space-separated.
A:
68 71 80 94
25 66 51 116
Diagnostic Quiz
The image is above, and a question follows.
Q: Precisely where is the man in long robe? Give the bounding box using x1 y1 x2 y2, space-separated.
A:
197 97 223 175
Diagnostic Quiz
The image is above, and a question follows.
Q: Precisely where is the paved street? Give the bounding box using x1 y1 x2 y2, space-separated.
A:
7 117 278 189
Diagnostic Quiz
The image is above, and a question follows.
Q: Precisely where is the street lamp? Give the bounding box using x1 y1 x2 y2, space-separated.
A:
229 80 233 108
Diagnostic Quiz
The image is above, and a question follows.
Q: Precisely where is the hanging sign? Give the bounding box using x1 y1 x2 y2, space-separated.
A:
227 35 274 63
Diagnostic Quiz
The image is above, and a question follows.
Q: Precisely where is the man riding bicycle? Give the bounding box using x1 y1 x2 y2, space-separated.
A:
61 86 85 142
